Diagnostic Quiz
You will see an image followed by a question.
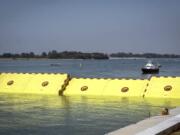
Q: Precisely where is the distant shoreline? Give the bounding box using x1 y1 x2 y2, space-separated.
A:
0 57 177 61
0 51 180 59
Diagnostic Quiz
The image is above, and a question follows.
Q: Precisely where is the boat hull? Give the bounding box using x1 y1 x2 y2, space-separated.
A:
141 68 159 74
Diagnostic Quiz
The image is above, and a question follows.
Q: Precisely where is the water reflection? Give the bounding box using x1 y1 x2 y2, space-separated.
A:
0 94 180 135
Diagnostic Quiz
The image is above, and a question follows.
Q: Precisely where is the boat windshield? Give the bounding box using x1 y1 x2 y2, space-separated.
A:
144 60 158 69
146 62 154 67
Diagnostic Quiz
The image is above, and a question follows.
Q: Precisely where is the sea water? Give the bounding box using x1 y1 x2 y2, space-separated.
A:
0 58 180 135
0 58 180 78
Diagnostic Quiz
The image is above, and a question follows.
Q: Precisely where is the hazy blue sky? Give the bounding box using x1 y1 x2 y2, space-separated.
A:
0 0 180 54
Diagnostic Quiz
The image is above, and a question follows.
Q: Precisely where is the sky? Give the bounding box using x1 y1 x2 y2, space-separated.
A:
0 0 180 54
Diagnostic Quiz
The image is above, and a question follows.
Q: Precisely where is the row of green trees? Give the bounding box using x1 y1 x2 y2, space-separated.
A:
0 51 180 59
0 51 109 59
110 52 180 58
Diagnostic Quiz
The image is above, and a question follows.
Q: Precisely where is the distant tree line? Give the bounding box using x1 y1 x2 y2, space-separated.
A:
0 50 109 59
0 51 180 59
110 52 180 58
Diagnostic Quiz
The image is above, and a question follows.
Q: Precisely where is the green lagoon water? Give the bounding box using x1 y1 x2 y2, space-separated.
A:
0 58 180 135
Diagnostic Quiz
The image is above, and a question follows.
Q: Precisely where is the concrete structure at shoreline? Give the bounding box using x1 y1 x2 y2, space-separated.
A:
106 107 180 135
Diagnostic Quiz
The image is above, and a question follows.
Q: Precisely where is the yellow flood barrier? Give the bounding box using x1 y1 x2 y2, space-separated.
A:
63 78 148 97
144 76 180 98
0 73 34 93
0 73 69 95
0 72 180 98
63 78 110 96
25 73 69 95
102 79 148 97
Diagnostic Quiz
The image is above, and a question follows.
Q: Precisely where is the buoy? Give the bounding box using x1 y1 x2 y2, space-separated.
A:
79 63 82 68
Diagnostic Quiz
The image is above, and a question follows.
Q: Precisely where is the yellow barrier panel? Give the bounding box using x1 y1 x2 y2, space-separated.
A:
0 73 69 95
25 73 68 95
145 77 180 98
0 73 4 83
63 78 110 96
102 79 148 97
0 73 34 93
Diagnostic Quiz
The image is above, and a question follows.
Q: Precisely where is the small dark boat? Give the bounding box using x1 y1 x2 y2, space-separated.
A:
141 61 160 74
50 63 61 67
